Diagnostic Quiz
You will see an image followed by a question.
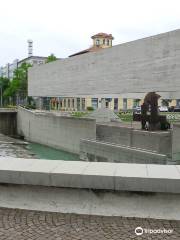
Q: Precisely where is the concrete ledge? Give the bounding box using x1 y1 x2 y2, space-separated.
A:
80 139 167 164
0 158 180 193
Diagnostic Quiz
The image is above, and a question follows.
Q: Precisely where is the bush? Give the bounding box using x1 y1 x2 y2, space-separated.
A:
23 104 36 110
87 106 94 111
71 112 88 117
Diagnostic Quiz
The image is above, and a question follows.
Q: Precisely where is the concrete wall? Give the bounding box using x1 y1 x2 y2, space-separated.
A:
29 29 180 99
172 123 180 161
132 130 171 156
80 139 167 164
0 110 17 136
96 124 132 146
17 107 96 154
96 124 171 155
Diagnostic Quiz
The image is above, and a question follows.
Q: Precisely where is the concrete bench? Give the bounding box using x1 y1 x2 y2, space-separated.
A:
0 157 180 193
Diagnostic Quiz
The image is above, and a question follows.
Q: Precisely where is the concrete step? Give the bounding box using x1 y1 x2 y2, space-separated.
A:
0 158 180 194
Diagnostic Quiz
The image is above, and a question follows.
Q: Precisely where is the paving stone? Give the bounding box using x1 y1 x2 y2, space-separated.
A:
0 208 178 239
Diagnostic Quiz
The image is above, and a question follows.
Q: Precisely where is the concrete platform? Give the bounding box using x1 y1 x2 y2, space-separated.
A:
0 158 180 193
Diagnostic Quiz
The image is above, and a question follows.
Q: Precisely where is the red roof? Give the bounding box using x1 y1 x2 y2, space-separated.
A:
69 32 114 57
91 33 114 40
69 46 103 57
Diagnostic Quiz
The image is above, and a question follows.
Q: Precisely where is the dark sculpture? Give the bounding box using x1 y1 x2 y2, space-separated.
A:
134 92 170 131
141 92 161 130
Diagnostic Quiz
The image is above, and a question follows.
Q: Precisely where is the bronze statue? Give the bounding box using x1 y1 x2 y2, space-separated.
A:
140 92 170 131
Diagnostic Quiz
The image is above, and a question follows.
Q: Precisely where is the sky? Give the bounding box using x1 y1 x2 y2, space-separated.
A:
0 0 180 65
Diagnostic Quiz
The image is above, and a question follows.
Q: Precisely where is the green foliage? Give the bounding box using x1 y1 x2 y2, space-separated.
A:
22 104 36 110
46 54 57 63
0 77 10 106
86 106 94 111
71 112 88 117
118 112 133 122
0 77 10 90
4 63 32 104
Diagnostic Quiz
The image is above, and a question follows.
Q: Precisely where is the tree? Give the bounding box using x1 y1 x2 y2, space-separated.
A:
0 77 10 106
3 63 32 105
46 54 57 63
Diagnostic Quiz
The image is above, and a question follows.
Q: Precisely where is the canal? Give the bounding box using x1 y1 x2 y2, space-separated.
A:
0 133 79 161
27 142 79 160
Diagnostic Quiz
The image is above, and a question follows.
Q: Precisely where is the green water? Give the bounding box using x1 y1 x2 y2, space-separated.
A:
27 143 79 161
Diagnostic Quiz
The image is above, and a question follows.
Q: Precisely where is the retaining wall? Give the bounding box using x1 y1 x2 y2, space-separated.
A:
96 124 172 155
172 123 180 161
17 107 96 153
0 110 17 136
80 139 167 164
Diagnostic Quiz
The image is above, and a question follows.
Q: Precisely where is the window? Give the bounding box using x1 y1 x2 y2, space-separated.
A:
92 98 98 109
82 98 85 110
96 39 100 46
114 98 118 110
177 100 180 106
64 99 66 108
72 99 75 108
133 99 140 108
103 39 105 44
77 98 81 111
106 39 109 46
123 98 127 110
68 99 70 108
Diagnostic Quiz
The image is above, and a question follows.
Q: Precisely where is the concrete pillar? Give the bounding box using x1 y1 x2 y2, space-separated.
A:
101 98 106 109
39 97 43 110
80 98 82 111
74 98 77 111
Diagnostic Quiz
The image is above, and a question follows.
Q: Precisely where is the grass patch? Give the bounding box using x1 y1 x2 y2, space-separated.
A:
118 112 133 122
71 111 89 118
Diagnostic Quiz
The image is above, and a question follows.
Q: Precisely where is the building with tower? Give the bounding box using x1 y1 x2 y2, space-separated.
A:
69 32 114 57
29 30 180 111
0 40 49 80
48 33 115 111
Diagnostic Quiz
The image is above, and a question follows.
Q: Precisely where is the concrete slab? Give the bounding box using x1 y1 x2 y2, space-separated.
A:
51 161 89 188
0 158 36 184
114 163 148 191
115 163 147 177
145 165 180 193
81 162 116 189
21 160 61 186
147 165 180 179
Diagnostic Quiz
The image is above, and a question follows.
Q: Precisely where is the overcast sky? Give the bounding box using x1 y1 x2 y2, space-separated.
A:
0 0 180 65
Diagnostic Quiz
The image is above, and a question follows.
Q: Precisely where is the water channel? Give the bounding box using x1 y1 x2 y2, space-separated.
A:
0 133 79 160
1 133 180 164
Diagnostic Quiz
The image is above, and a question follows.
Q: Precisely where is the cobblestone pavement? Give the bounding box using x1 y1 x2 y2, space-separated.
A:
0 208 179 240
